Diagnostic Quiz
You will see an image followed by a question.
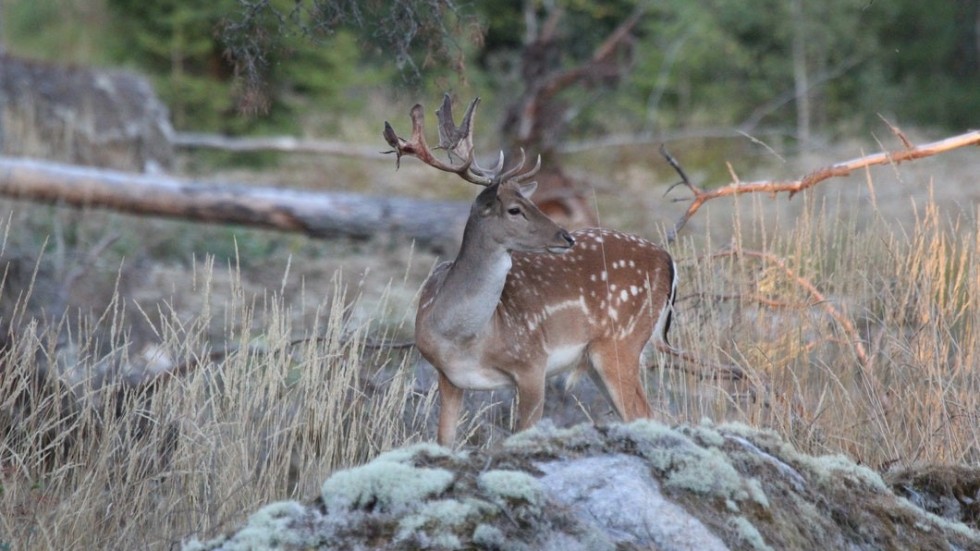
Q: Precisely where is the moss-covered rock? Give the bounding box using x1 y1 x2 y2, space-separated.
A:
887 464 980 532
184 420 980 550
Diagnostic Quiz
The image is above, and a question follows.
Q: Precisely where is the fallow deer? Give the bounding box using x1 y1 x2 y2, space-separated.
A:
384 94 677 447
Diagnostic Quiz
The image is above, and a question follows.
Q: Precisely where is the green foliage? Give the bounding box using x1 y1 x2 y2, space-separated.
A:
476 0 636 65
100 0 386 133
221 0 467 100
1 0 115 64
104 0 233 130
867 0 980 127
2 0 977 140
617 0 885 132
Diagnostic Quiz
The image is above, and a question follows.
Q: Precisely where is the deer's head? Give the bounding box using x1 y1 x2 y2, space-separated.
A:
384 93 574 255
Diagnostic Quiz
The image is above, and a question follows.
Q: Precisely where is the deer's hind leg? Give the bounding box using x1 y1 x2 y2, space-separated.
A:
586 338 654 421
513 364 548 432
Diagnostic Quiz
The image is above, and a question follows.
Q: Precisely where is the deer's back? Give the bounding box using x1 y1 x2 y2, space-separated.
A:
498 228 674 346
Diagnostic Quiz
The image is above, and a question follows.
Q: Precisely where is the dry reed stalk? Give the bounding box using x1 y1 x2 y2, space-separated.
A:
659 178 978 467
0 258 429 549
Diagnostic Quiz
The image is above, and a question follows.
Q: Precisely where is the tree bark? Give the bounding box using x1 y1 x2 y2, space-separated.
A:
0 157 468 250
172 132 383 160
791 0 811 145
662 129 980 241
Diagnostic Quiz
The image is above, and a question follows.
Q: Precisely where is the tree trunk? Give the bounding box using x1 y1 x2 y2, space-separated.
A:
172 132 383 160
495 4 646 230
791 0 811 145
0 157 467 251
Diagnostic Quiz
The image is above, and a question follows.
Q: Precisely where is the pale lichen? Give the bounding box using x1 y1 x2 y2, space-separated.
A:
477 469 544 508
729 515 775 551
718 422 886 495
395 498 491 547
690 421 727 448
616 418 680 448
472 523 507 548
187 420 980 551
503 419 599 451
809 453 889 492
373 442 457 464
744 477 770 509
615 420 749 505
717 421 782 441
321 459 454 513
182 500 316 550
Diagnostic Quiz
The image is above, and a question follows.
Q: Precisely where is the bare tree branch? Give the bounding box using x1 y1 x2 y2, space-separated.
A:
652 341 748 381
738 55 863 133
541 7 645 99
677 291 803 310
713 247 871 372
0 157 468 250
172 133 386 160
663 129 980 241
559 127 791 154
876 114 914 150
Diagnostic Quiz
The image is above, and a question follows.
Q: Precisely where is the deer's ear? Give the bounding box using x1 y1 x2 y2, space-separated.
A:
516 180 538 199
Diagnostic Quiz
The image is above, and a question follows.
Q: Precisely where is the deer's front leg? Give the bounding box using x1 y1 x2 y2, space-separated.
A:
514 370 547 432
437 372 464 447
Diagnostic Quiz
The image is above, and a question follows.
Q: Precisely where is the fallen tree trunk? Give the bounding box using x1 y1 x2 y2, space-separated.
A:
172 132 383 160
0 156 468 250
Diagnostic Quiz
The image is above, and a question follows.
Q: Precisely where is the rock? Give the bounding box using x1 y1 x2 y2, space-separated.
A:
183 420 980 550
0 54 174 172
887 464 980 531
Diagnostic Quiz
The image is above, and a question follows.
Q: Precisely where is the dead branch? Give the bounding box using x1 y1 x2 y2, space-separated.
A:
876 114 914 150
506 6 646 148
172 133 383 160
663 129 980 241
676 291 803 310
652 341 748 381
714 247 872 371
538 7 646 100
560 127 789 154
0 156 468 250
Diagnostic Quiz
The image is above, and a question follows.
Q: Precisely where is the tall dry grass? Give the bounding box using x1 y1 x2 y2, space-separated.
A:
0 239 432 549
656 180 979 468
0 153 977 548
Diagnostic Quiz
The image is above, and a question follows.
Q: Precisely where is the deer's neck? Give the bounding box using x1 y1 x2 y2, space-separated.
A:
428 229 511 340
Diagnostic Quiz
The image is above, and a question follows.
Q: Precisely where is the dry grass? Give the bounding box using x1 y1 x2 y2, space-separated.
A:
0 129 977 547
0 239 433 549
655 180 979 468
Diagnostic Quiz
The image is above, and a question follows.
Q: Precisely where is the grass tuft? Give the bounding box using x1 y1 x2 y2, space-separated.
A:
0 137 977 547
0 255 430 548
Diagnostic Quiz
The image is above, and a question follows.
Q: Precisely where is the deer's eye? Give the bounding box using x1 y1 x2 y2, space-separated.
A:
507 207 522 216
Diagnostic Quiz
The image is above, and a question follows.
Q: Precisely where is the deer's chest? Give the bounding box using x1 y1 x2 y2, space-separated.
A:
417 333 514 390
418 323 587 391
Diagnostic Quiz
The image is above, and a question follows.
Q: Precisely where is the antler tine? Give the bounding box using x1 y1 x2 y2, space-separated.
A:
383 96 491 186
433 94 493 186
496 148 532 183
472 150 542 185
437 94 478 163
513 154 542 183
472 150 505 180
382 120 406 168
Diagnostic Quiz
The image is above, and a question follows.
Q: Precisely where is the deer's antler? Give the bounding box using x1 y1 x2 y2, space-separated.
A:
384 93 541 186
